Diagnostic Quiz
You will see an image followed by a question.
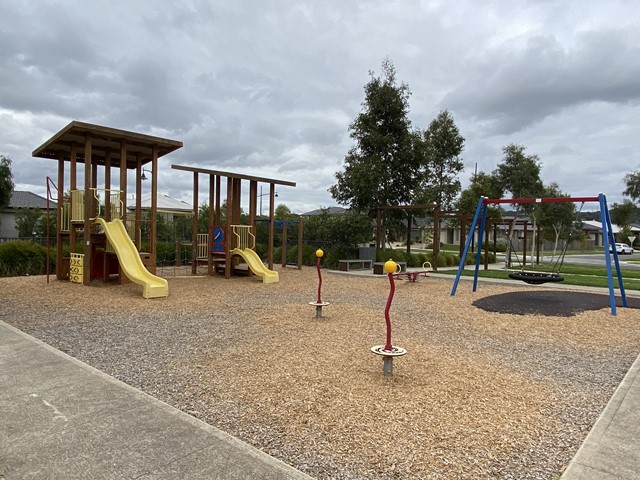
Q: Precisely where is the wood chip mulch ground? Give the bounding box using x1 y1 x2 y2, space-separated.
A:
1 268 639 479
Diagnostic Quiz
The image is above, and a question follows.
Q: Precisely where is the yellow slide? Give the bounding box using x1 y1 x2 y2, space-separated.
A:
230 248 279 284
95 218 169 299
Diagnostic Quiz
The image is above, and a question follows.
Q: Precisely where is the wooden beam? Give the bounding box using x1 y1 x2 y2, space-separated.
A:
171 164 296 187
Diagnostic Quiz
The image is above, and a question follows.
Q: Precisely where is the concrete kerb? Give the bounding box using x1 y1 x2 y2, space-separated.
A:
561 351 640 479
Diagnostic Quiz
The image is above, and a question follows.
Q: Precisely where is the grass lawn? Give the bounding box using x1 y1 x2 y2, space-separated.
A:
439 262 640 290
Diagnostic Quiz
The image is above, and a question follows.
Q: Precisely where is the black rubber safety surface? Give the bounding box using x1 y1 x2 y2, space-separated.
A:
473 290 640 317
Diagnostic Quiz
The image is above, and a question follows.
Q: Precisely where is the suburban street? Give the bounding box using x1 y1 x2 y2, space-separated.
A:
547 253 640 269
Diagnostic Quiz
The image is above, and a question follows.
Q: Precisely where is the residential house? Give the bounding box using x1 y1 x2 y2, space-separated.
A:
0 191 56 241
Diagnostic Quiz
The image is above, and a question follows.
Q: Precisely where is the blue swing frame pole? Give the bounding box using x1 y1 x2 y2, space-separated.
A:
451 197 485 296
600 194 626 315
473 202 488 291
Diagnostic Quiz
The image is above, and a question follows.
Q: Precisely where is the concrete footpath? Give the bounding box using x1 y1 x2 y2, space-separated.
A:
561 350 640 479
0 321 313 480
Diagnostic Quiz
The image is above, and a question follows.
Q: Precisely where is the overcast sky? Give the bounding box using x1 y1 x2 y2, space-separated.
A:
2 0 640 213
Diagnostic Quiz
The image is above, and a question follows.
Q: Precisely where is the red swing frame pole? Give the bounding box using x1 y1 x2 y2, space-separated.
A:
482 196 599 205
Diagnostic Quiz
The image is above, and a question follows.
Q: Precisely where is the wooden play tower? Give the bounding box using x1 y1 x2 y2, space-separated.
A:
33 121 182 286
171 165 298 279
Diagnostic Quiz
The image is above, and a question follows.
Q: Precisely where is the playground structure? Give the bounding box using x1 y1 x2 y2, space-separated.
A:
309 248 330 318
393 261 433 282
35 121 182 298
451 195 628 316
371 259 407 377
170 165 298 282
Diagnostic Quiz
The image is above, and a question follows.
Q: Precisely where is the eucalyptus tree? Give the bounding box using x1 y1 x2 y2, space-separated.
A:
535 183 577 260
330 59 425 218
493 144 544 201
624 170 640 202
418 110 465 210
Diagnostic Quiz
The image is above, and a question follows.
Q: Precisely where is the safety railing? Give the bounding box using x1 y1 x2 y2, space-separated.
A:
110 192 122 219
71 190 84 222
231 225 255 250
70 188 124 222
197 233 209 259
61 200 71 231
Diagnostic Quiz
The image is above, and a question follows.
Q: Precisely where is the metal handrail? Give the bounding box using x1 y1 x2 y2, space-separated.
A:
231 225 255 250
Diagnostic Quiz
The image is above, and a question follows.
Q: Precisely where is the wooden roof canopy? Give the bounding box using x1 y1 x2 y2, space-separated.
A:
32 120 183 168
171 165 296 187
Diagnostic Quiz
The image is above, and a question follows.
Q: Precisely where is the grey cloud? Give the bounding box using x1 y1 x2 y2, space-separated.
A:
443 29 640 135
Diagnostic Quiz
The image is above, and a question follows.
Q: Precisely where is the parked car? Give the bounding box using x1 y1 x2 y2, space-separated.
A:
609 243 634 254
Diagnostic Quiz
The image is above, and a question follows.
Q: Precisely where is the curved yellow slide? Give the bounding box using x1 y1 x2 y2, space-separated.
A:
95 218 168 298
230 248 279 284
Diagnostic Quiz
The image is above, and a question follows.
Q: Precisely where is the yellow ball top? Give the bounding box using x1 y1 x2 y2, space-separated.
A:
384 259 397 274
316 249 324 258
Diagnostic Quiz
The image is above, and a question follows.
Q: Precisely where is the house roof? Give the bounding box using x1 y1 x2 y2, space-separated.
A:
7 191 55 209
301 206 348 216
580 220 640 233
126 193 192 214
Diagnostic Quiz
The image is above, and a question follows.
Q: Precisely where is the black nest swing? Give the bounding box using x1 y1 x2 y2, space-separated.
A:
508 270 564 285
503 202 585 286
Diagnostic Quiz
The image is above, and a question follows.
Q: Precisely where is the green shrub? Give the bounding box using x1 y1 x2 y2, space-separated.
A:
324 245 357 269
494 242 507 253
0 240 54 277
464 251 496 265
376 248 407 263
300 244 319 266
156 242 177 266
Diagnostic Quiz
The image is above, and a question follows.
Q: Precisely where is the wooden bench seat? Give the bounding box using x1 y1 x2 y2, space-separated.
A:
338 259 373 271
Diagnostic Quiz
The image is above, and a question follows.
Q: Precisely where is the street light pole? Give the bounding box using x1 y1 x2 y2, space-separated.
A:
258 185 278 217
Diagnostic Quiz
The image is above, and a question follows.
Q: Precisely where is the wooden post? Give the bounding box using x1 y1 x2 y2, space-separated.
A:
507 219 513 268
375 208 382 251
536 223 541 264
225 176 233 278
82 133 92 286
70 144 77 255
432 204 440 272
208 174 215 276
56 153 65 280
214 175 221 226
406 211 412 258
282 221 287 268
297 216 303 269
135 157 142 250
522 220 528 266
192 171 198 275
459 214 467 257
484 227 490 270
104 151 112 221
119 140 127 221
267 183 275 270
149 145 159 272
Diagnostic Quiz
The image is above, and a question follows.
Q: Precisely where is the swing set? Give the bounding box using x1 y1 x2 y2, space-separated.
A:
451 194 628 316
501 200 585 285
